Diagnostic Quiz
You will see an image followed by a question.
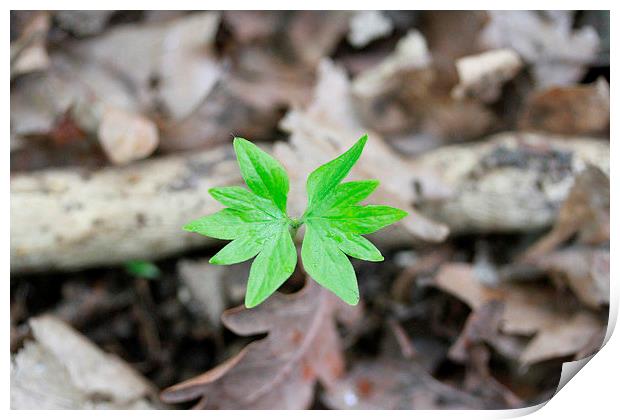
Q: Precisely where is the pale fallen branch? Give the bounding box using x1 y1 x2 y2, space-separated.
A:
11 145 240 273
11 133 608 273
415 132 609 234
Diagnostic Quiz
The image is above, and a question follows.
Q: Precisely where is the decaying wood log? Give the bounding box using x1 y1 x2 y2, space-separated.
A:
11 145 240 273
415 132 609 234
11 132 608 273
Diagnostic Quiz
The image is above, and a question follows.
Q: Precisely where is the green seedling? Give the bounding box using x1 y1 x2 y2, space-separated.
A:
184 134 407 307
125 260 161 280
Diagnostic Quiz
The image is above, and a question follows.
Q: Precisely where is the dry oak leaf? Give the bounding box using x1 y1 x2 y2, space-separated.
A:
223 11 351 67
519 79 610 136
76 12 222 121
351 30 495 141
433 263 605 365
523 165 610 259
519 312 604 365
161 280 360 409
448 300 507 363
166 10 351 153
11 51 159 166
322 358 487 409
534 247 609 309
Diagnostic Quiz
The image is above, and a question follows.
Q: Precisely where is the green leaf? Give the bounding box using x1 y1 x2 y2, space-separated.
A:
301 220 359 305
183 208 273 240
245 224 298 308
305 134 367 209
306 180 379 216
183 134 408 308
125 260 161 279
184 138 297 308
329 230 384 262
324 205 409 234
300 136 407 305
209 229 268 265
209 186 281 218
233 137 289 214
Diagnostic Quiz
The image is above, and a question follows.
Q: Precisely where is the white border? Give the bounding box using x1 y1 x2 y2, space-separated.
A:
4 3 617 419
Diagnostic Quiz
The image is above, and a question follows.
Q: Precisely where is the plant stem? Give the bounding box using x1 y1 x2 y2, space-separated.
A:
289 218 303 242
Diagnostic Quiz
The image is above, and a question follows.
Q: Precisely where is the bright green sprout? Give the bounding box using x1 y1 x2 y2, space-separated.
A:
125 260 161 280
183 134 408 308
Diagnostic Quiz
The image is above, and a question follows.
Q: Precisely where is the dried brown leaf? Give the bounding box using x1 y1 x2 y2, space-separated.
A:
11 315 156 409
224 11 350 67
520 79 610 136
11 51 156 167
461 345 524 408
352 29 495 141
420 10 489 87
481 11 600 88
434 263 605 365
10 11 50 78
76 12 222 120
520 312 604 365
322 358 487 409
161 280 359 409
523 166 610 258
449 301 505 363
12 12 222 161
160 74 302 152
534 248 610 308
162 11 354 152
283 11 351 66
